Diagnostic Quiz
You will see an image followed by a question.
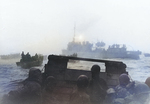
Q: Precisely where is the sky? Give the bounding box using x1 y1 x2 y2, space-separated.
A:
1 0 150 55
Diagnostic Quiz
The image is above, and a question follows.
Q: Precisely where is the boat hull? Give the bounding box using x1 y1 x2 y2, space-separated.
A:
16 60 43 69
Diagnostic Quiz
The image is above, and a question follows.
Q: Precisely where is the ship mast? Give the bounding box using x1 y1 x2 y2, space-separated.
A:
73 23 76 42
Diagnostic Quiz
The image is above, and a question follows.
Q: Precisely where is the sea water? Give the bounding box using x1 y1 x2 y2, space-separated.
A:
0 55 150 102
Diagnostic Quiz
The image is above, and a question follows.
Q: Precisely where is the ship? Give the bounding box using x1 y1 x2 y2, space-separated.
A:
16 52 43 69
62 41 141 60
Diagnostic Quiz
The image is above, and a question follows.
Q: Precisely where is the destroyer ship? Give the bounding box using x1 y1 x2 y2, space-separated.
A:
62 41 141 60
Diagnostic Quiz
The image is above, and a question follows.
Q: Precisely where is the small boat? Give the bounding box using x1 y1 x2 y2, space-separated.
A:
0 53 20 60
144 53 150 57
68 53 79 63
16 52 43 69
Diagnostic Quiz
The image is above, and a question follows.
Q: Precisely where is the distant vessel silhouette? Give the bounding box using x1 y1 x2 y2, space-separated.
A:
0 53 20 59
144 53 150 57
62 41 141 60
62 26 141 59
16 52 43 68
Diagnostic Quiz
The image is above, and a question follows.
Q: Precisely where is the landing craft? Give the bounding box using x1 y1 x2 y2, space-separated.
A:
42 55 128 103
16 52 44 69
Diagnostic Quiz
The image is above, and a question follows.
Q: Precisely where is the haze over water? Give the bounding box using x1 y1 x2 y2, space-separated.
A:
1 0 150 55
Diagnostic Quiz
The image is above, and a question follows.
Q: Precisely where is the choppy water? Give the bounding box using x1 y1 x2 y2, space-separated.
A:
0 55 150 101
0 58 46 101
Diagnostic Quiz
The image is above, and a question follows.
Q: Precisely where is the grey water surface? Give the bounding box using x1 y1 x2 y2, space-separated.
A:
0 55 150 102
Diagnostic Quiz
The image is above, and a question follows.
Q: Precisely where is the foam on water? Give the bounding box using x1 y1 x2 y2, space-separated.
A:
124 57 150 82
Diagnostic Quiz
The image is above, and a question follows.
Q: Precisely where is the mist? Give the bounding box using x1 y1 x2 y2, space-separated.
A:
1 0 150 55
